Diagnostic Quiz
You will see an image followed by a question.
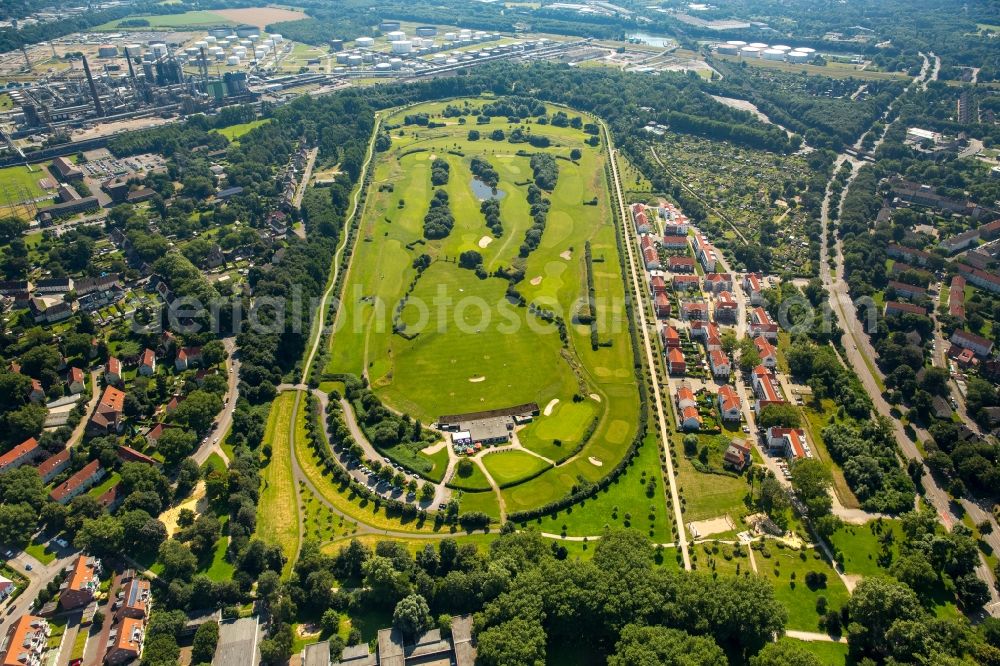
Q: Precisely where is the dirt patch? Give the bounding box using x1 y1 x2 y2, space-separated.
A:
478 236 493 248
688 515 735 539
213 7 308 28
559 250 572 260
295 622 322 639
469 376 486 383
543 398 559 416
530 276 542 286
588 456 603 467
159 481 207 536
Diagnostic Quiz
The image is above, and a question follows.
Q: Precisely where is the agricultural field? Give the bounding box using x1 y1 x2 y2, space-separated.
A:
326 97 641 516
97 10 236 30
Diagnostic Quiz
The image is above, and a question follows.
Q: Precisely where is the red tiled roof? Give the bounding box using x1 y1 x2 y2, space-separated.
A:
0 438 39 469
50 460 101 502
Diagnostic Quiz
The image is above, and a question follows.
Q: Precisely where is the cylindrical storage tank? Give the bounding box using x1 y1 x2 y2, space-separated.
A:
362 52 375 63
215 51 226 61
210 28 229 38
233 46 247 55
226 35 238 42
206 36 217 44
195 40 208 49
239 39 252 47
227 56 240 66
347 54 362 66
386 30 406 42
379 20 401 32
375 62 391 72
444 32 457 41
793 47 815 54
446 58 458 64
716 44 739 55
263 39 275 50
430 54 445 63
336 52 350 64
270 34 283 44
749 42 768 49
762 48 785 61
478 50 491 58
391 40 412 54
186 46 200 56
771 44 791 51
390 57 404 69
249 34 261 43
415 26 437 37
330 39 344 51
787 51 810 63
726 40 747 47
355 36 375 47
98 44 118 58
740 46 760 57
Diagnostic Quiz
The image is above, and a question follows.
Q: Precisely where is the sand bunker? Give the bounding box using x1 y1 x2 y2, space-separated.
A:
478 236 493 248
469 376 486 383
530 276 543 286
543 398 560 416
589 393 602 402
588 457 603 467
560 250 572 260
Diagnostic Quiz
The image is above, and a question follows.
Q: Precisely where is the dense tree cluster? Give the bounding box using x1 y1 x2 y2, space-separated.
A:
422 190 455 239
519 184 551 258
529 153 559 191
822 417 916 513
480 198 503 237
430 158 450 186
470 156 499 189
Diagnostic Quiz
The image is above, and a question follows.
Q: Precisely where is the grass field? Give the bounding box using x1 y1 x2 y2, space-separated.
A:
779 638 849 665
481 449 551 486
673 434 750 523
531 432 672 542
421 446 450 483
24 537 57 565
713 53 911 81
762 545 851 632
0 163 56 202
456 489 502 521
828 519 901 577
213 119 272 142
448 461 492 491
98 10 234 30
325 97 640 516
257 393 300 575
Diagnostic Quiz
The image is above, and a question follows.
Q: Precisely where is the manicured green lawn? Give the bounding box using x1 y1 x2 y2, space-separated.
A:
201 452 227 474
828 519 901 577
24 537 57 565
300 482 340 545
530 432 671 542
673 434 750 523
258 393 300 575
778 638 849 665
0 163 56 199
456 490 502 521
421 446 450 483
325 97 640 517
87 472 120 499
762 545 851 632
98 10 233 29
481 450 551 486
448 461 492 491
213 119 272 142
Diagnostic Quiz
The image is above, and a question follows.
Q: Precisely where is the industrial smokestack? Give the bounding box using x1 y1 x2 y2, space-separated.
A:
82 56 104 117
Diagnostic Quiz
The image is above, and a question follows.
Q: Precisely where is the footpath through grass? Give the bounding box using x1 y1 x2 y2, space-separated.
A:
257 392 300 575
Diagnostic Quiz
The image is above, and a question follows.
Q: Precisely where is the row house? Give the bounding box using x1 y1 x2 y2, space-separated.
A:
673 275 700 291
36 449 70 483
0 615 49 666
642 245 660 271
50 461 105 505
957 264 1000 295
887 280 926 299
681 301 708 321
749 307 779 341
649 275 667 297
106 617 144 664
743 273 764 306
60 555 102 609
887 243 933 267
718 385 741 422
949 276 966 320
884 301 927 317
692 231 717 272
659 202 691 235
675 385 701 431
752 365 785 414
691 321 722 351
661 235 689 250
655 293 672 319
703 273 733 293
661 325 681 349
0 437 42 473
951 329 994 357
631 204 651 234
667 348 686 375
714 291 738 323
668 256 696 273
766 427 813 460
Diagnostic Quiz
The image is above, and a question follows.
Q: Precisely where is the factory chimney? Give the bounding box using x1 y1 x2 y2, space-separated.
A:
82 56 104 117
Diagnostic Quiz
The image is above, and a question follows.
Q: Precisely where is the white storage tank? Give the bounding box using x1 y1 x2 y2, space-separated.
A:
239 39 252 47
347 54 363 66
248 34 260 43
793 47 816 54
270 34 283 44
787 51 811 63
379 20 401 32
415 26 437 37
386 30 406 42
446 58 458 64
205 36 217 44
98 44 118 58
716 44 739 55
355 36 375 47
335 52 350 64
124 44 141 57
362 52 375 63
444 32 457 42
749 42 769 49
390 57 404 69
771 44 791 52
740 46 760 57
195 40 208 49
391 40 413 54
726 40 747 47
375 62 391 71
762 48 786 61
227 56 240 66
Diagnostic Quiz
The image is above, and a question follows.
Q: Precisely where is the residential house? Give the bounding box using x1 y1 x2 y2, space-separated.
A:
34 277 74 294
51 156 82 180
51 461 104 505
714 291 738 323
743 273 763 305
887 243 933 267
957 263 1000 295
117 446 156 466
661 325 681 348
949 276 966 320
723 440 751 471
668 256 696 273
884 301 927 317
117 578 151 620
693 231 717 272
888 281 927 299
661 235 689 250
89 386 125 434
752 365 785 413
67 367 85 394
649 275 667 296
105 357 122 385
164 394 185 415
60 555 102 608
951 329 994 356
717 385 741 422
36 449 70 483
675 386 701 431
642 245 661 271
681 301 708 321
672 275 700 291
138 349 156 376
754 336 778 369
766 426 812 459
703 273 733 293
709 349 731 378
749 307 779 341
680 405 702 431
0 616 49 666
654 293 672 319
105 616 144 664
28 379 45 403
174 346 203 372
0 437 42 473
667 348 686 375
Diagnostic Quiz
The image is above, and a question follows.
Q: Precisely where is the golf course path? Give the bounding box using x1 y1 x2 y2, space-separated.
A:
474 457 507 523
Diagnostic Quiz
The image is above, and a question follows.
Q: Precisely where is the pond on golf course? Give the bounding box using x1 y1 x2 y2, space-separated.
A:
470 177 506 201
